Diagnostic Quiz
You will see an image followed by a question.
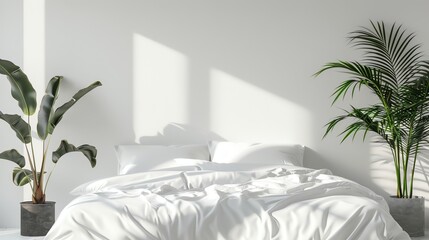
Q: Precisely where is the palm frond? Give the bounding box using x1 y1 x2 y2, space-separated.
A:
324 105 391 145
350 21 424 87
316 61 387 103
317 21 429 198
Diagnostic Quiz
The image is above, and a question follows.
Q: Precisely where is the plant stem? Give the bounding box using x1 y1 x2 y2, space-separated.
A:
405 115 416 198
38 135 52 193
44 163 56 194
393 144 402 197
397 136 406 198
24 145 35 174
24 115 37 191
409 145 419 198
409 82 429 197
28 115 37 174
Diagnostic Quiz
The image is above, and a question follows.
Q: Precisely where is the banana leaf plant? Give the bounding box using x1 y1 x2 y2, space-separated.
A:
315 21 429 198
0 58 101 203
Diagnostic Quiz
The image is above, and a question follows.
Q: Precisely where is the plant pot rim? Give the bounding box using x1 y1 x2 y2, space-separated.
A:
20 201 56 205
389 196 424 199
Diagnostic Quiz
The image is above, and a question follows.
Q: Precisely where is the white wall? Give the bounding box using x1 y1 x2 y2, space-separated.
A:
3 0 429 228
0 0 23 228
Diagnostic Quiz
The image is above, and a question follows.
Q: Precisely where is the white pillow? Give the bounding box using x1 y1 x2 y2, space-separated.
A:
174 158 304 172
115 144 209 175
208 141 304 166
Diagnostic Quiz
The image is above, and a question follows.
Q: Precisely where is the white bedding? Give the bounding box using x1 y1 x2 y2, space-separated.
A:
45 166 409 240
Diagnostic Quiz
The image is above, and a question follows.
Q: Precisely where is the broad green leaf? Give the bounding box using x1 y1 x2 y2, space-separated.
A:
48 81 102 134
0 59 37 115
12 168 45 186
0 111 32 143
12 167 33 186
0 149 25 167
52 140 97 168
37 76 62 140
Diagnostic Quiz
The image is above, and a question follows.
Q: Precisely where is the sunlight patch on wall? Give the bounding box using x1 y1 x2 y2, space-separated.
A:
23 0 45 97
133 34 189 142
209 69 312 144
23 0 45 201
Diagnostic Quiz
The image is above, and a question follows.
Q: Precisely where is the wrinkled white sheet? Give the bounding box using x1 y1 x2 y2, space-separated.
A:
45 167 410 240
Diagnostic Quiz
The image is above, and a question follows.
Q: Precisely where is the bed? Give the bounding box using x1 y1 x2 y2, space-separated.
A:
44 142 410 240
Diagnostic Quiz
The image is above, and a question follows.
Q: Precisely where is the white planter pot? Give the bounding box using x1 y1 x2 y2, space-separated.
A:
387 196 425 237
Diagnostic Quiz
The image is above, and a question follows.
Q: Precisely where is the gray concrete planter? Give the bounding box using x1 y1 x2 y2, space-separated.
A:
387 196 425 237
20 201 55 236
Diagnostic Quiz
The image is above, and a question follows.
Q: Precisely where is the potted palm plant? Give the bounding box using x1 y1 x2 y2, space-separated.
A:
315 21 428 237
0 59 101 236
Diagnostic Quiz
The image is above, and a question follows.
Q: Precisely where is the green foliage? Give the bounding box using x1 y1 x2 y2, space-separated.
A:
316 21 429 198
0 59 37 115
0 58 101 203
37 76 62 140
0 150 25 168
48 81 102 134
0 112 32 144
52 140 97 168
12 167 45 187
13 168 33 186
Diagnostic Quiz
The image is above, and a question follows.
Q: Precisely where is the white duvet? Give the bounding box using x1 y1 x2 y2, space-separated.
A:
45 166 409 240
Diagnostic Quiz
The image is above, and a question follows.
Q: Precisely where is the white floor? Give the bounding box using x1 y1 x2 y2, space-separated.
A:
1 228 428 239
0 229 43 240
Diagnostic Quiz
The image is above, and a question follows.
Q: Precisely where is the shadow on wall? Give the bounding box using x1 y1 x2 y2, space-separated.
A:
415 147 429 189
304 148 336 171
138 125 346 179
370 144 429 196
138 123 225 145
370 142 429 222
